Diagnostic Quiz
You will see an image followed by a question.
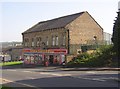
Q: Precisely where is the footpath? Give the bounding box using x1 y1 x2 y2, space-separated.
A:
2 64 120 71
58 67 120 71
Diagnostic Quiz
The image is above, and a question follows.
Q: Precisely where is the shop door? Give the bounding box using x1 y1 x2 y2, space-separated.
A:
49 55 53 64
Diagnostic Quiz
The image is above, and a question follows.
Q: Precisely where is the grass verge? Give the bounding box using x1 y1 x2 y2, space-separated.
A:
0 61 23 66
1 86 13 89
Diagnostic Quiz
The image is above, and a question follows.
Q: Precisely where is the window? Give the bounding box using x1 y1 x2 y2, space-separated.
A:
36 37 42 47
36 37 39 47
46 37 49 46
52 36 55 46
24 38 29 47
63 35 66 45
56 36 58 45
93 36 97 40
31 38 34 47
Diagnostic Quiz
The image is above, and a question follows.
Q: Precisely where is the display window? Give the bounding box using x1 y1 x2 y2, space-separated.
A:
30 56 35 64
34 54 43 65
61 55 65 63
22 49 67 66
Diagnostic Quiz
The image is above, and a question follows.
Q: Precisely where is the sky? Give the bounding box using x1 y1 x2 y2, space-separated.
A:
0 0 120 42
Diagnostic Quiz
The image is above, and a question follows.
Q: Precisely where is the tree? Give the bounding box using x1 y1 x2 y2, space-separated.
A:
112 9 120 59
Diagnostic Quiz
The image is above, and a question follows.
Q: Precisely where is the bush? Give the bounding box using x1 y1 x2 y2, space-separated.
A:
67 45 117 67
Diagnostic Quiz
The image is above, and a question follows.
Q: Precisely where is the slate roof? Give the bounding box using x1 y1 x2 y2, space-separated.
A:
22 11 85 34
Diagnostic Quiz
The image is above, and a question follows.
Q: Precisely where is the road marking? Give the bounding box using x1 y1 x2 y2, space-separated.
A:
27 77 36 80
51 73 63 76
91 78 106 81
39 72 71 77
3 69 72 77
23 71 33 73
40 72 51 75
0 78 39 89
7 69 17 71
86 71 96 74
72 76 106 82
0 78 13 84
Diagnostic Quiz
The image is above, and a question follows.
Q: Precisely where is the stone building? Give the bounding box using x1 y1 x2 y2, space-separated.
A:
22 11 103 65
2 46 23 61
103 32 112 45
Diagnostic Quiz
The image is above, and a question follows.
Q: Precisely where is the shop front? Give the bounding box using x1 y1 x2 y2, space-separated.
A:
22 49 67 66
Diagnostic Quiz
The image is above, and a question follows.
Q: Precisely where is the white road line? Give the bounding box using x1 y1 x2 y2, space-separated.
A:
4 69 72 77
91 78 106 81
7 69 17 71
39 72 71 77
86 71 96 74
51 74 63 76
27 77 36 80
0 78 39 89
72 76 106 82
63 74 72 76
23 71 33 73
40 72 51 75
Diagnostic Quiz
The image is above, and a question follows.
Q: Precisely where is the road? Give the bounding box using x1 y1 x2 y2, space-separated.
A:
0 66 119 88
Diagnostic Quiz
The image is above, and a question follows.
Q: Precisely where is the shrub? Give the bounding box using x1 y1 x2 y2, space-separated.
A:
67 45 117 67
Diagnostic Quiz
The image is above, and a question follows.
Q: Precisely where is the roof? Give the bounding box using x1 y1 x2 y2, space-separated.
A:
22 11 85 34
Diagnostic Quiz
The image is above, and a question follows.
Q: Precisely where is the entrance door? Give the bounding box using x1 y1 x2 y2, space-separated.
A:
49 55 54 64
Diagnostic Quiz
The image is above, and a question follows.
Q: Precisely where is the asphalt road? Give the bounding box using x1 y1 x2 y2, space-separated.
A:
1 66 119 88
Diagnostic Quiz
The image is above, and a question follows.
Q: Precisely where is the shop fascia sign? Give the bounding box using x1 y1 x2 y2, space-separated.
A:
23 49 67 54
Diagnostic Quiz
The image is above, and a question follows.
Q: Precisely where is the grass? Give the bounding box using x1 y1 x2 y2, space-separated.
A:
0 61 23 66
0 85 13 89
1 86 13 89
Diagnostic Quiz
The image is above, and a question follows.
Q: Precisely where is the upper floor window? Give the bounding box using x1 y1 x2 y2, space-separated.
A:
56 36 58 45
46 37 49 46
36 37 42 47
63 35 66 45
52 36 55 46
93 36 97 40
24 38 29 47
31 38 34 47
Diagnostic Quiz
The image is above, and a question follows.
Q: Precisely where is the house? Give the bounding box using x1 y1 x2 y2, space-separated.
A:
103 32 112 45
22 11 103 65
2 46 23 61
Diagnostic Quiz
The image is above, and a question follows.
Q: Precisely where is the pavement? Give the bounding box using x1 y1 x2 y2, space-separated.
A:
2 64 120 71
58 67 120 71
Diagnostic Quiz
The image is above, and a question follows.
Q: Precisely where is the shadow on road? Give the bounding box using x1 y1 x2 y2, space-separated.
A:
2 73 119 89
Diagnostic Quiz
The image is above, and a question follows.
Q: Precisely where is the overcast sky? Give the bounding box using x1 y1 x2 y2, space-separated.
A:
0 0 119 42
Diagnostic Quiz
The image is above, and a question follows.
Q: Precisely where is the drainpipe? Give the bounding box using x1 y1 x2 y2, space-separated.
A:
67 29 70 54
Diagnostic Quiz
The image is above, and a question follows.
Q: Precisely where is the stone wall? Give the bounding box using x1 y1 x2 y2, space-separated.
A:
23 11 104 55
23 28 68 49
66 11 103 54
